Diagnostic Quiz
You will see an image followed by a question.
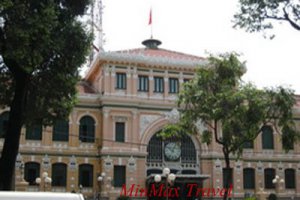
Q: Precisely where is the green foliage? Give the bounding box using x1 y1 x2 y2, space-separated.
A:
233 0 300 36
160 124 184 139
244 198 257 200
0 0 92 125
176 53 298 157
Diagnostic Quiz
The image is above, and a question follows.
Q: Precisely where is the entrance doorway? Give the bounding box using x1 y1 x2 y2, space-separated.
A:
146 174 209 200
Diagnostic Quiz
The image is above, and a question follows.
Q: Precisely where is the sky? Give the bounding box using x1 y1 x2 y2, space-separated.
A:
99 0 300 93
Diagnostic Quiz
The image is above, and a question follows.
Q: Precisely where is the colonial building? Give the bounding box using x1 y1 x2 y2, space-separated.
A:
1 39 300 200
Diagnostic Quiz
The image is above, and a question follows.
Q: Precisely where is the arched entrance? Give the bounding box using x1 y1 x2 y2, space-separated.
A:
146 132 209 200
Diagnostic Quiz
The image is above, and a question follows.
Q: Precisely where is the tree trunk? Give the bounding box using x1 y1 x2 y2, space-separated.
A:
0 74 28 190
222 147 232 200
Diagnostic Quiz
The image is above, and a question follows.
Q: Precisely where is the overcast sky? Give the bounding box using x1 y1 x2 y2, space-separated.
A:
100 0 300 93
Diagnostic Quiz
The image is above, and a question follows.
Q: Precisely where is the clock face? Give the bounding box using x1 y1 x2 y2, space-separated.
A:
164 142 181 161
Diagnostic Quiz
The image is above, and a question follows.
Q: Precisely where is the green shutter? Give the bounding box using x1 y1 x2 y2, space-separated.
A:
53 119 69 141
26 124 42 140
262 126 274 149
115 122 125 142
79 116 95 143
243 168 255 189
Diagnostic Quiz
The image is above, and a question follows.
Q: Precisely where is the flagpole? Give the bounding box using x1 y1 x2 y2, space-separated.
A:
149 7 153 39
151 23 153 39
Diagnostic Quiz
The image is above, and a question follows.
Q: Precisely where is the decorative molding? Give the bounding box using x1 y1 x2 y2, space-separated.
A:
235 160 242 173
96 51 206 69
15 153 23 168
113 116 128 122
214 159 222 174
278 162 284 171
127 156 136 172
139 114 161 136
69 155 77 170
42 154 51 170
103 156 113 171
257 161 263 174
165 108 180 124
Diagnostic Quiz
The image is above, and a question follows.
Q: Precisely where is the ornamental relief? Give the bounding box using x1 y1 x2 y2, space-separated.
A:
139 114 161 137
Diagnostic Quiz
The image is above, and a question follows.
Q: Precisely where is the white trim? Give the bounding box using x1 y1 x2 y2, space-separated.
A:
76 112 98 126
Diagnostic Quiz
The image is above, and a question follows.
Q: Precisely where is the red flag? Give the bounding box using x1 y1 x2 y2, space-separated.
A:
148 8 152 25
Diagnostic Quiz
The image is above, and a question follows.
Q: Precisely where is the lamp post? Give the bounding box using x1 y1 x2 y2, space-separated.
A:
79 184 83 193
35 172 52 191
154 167 176 200
272 175 284 197
97 172 106 200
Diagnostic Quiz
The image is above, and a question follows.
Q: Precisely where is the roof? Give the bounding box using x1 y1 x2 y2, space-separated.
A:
115 48 204 61
76 81 96 94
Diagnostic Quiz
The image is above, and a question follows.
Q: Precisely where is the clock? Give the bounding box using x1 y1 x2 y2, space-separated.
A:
164 142 181 161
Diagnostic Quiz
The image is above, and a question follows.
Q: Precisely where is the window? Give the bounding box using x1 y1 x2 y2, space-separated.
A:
24 162 40 185
79 164 93 187
79 116 95 143
138 76 149 92
114 166 126 187
26 124 42 140
154 77 164 93
264 168 275 189
52 163 67 187
116 73 126 89
53 119 69 142
243 168 255 189
222 168 233 188
262 125 274 149
0 112 9 138
285 169 295 189
169 78 179 93
243 141 254 149
115 122 125 142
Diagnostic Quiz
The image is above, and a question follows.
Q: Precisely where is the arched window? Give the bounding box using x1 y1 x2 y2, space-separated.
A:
0 112 9 138
52 163 67 187
181 135 196 163
79 164 93 187
147 132 196 163
262 126 274 149
26 124 42 140
24 162 40 185
243 168 255 189
264 168 275 189
285 168 295 189
147 134 163 162
53 119 69 142
79 116 95 143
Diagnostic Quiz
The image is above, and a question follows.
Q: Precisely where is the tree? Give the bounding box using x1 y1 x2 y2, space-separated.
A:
0 0 92 190
163 53 299 200
234 0 300 35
